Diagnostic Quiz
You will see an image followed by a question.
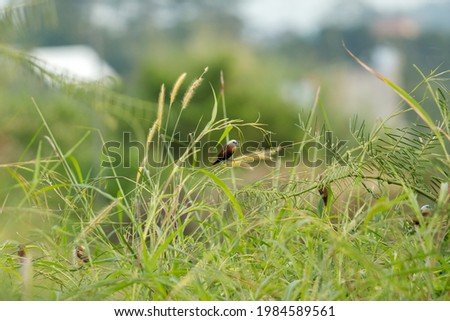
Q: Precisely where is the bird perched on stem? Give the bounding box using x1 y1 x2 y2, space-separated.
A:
420 204 432 217
75 245 89 264
412 204 432 225
213 139 239 165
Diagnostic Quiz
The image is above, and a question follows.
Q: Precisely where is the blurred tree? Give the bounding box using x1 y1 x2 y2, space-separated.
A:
2 0 449 151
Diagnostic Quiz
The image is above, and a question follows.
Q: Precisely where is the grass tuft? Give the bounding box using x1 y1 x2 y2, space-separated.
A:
0 60 449 300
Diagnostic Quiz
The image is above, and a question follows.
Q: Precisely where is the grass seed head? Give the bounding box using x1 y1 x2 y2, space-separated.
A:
170 72 187 107
181 67 208 109
156 83 165 128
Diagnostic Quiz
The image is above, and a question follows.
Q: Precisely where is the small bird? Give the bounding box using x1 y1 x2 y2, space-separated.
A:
75 245 89 264
412 204 432 225
213 139 239 165
420 204 432 217
17 245 26 260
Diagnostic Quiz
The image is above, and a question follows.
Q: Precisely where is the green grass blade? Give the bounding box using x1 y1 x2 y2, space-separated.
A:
198 168 246 223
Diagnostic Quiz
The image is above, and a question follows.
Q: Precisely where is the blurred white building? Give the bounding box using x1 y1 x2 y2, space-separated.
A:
281 45 406 125
30 45 118 85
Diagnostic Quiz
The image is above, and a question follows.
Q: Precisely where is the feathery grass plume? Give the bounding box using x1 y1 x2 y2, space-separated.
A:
136 124 158 183
220 70 228 118
77 198 121 241
220 70 225 97
1 0 57 30
227 146 282 168
156 83 165 129
182 67 208 109
136 84 166 183
170 72 187 107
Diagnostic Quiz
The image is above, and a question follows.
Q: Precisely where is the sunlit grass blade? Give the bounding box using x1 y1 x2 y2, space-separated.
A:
344 43 450 160
198 168 246 224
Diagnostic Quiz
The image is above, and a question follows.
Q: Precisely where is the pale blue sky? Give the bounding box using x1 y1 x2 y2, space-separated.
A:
240 0 448 35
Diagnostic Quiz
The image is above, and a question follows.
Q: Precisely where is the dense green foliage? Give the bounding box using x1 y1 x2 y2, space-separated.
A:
0 0 449 301
1 64 449 300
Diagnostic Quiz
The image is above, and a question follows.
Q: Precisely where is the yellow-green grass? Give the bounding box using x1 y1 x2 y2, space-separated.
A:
0 66 449 301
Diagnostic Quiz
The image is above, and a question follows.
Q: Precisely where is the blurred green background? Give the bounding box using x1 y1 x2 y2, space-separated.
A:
1 0 450 202
1 1 449 301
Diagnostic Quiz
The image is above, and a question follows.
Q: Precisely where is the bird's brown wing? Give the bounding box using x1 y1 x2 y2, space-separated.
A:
213 147 227 164
213 144 235 165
